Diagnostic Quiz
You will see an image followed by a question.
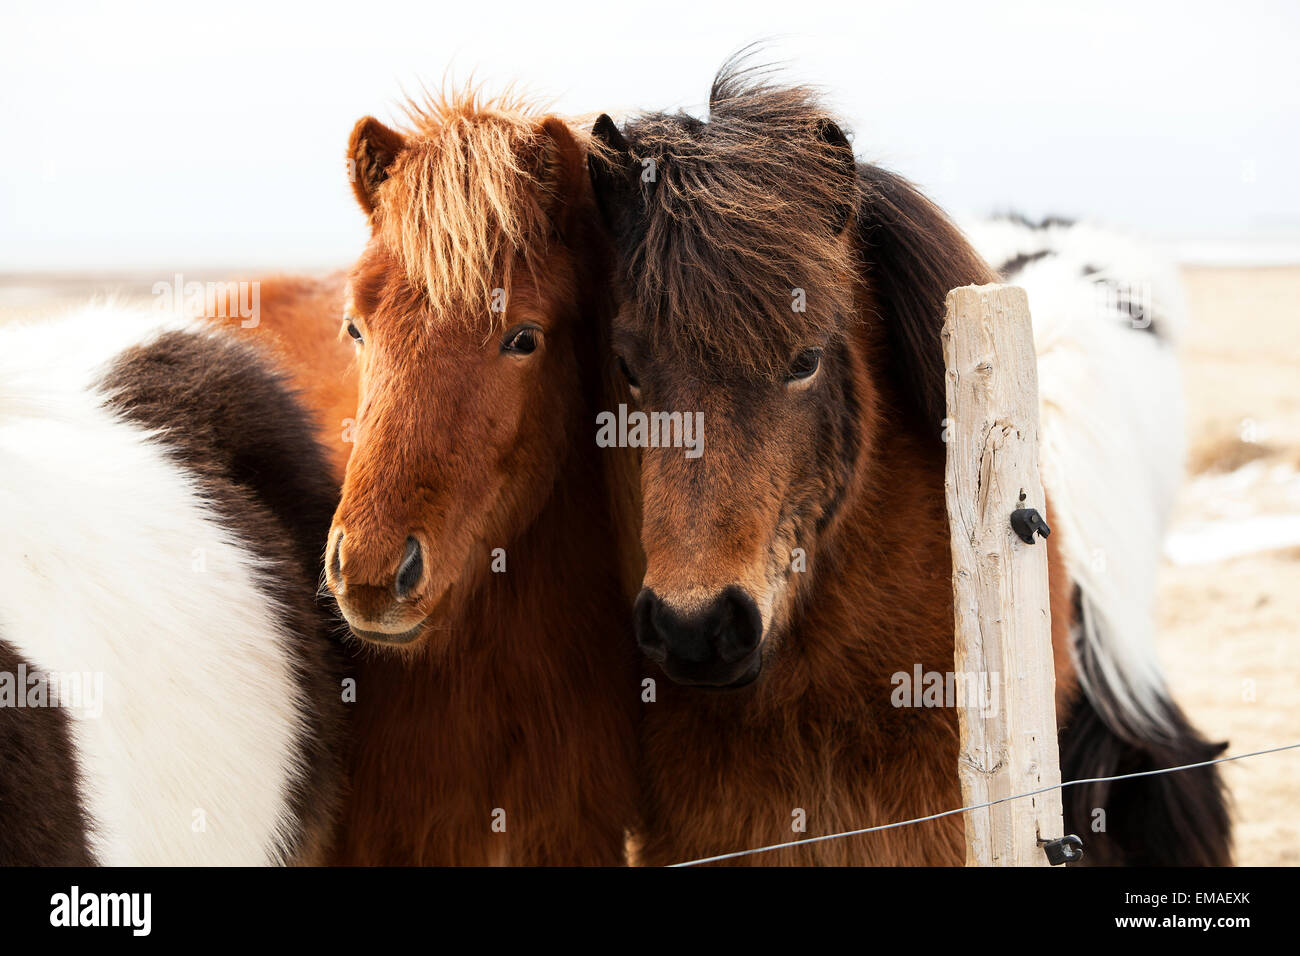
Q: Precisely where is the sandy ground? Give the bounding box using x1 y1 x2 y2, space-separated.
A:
1158 266 1300 867
1 265 1295 865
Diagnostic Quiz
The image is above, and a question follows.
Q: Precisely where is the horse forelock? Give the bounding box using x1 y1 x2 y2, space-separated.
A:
372 85 593 330
616 65 860 377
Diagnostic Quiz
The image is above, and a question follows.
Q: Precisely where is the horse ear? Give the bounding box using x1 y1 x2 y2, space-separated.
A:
591 112 628 153
536 117 587 235
587 114 641 235
347 116 406 218
816 119 857 235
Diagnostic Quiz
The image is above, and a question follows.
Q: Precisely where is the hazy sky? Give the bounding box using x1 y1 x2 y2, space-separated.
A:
2 0 1297 271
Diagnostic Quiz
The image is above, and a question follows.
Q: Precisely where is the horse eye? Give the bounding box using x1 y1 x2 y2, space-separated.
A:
617 355 640 390
502 325 540 355
787 348 822 382
345 321 363 344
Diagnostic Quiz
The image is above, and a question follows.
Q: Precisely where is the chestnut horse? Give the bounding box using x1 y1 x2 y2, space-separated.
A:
321 91 640 864
589 63 1230 865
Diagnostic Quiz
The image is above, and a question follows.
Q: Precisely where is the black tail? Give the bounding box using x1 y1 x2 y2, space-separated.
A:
1059 689 1232 866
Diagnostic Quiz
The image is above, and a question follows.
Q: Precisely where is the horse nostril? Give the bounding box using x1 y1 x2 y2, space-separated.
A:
329 531 344 585
634 586 762 666
633 588 668 658
715 586 762 661
394 536 423 599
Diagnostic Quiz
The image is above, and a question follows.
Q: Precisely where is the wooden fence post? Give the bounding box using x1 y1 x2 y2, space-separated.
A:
942 283 1064 867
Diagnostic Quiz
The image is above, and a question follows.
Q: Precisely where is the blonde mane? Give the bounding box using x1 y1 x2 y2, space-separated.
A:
374 85 590 324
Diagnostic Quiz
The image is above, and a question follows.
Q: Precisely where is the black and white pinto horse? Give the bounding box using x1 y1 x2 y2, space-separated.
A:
967 216 1231 865
0 303 348 865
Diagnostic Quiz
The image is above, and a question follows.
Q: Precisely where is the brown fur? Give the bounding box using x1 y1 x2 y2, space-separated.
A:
202 272 357 482
325 90 640 864
591 63 1078 865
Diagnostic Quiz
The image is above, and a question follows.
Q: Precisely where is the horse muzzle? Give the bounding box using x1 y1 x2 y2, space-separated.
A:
633 585 764 688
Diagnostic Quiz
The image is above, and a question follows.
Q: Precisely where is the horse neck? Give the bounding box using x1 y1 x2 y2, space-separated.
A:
760 322 956 716
765 185 997 710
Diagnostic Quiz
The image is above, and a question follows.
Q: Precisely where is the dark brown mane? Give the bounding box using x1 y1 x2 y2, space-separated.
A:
601 57 997 418
853 164 998 432
609 63 860 378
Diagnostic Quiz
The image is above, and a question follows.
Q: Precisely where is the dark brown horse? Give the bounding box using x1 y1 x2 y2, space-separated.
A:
589 62 1230 866
322 90 640 864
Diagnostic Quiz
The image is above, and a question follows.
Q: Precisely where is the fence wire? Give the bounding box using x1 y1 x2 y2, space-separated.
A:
670 740 1300 867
